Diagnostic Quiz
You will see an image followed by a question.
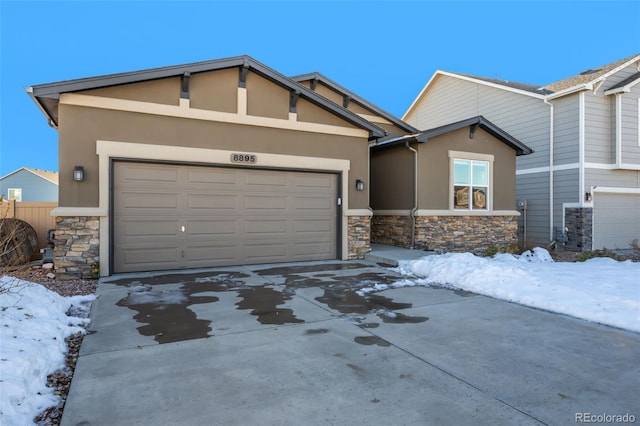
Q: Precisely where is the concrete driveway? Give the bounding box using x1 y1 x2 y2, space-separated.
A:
61 259 639 426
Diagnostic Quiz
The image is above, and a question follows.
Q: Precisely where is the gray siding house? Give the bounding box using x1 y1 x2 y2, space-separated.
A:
404 54 640 251
0 167 59 202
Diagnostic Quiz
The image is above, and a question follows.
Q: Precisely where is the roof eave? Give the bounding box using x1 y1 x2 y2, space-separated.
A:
604 77 640 95
371 116 534 156
545 83 593 100
291 72 417 134
27 56 386 139
25 86 59 128
591 54 640 88
403 70 548 121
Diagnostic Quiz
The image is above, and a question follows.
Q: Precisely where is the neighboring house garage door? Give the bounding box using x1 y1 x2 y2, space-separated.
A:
113 162 338 273
592 192 640 250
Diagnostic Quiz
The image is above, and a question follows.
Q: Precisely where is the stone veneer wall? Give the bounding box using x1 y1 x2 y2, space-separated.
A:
371 216 412 248
54 216 100 280
372 215 518 254
414 216 518 254
347 216 371 259
564 207 593 252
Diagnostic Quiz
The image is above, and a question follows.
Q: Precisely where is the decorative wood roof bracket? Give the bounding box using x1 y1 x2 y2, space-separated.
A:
180 72 190 99
593 78 605 94
343 95 350 108
469 122 480 139
238 60 250 88
310 77 318 91
289 90 300 113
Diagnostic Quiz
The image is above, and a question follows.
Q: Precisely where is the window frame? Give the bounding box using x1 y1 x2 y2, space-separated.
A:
8 188 22 202
448 151 494 212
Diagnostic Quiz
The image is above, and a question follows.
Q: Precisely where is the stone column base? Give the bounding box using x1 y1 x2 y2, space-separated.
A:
54 216 100 280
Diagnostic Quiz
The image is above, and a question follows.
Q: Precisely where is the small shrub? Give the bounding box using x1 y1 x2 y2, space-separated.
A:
629 239 640 260
574 248 624 262
484 243 519 257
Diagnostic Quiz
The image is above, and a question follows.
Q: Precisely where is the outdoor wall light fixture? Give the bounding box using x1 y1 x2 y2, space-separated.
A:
73 166 85 182
585 192 592 202
355 179 365 191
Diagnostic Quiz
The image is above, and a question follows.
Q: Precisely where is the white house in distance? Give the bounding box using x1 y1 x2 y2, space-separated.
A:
404 53 640 252
0 167 59 202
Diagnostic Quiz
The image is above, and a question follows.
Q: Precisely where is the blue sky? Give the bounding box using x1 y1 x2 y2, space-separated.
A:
1 1 639 176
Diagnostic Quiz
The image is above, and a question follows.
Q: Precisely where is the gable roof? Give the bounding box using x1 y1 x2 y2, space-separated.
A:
26 55 386 140
290 72 419 134
371 116 534 156
455 73 553 96
402 70 549 121
543 53 640 93
604 71 640 95
0 167 59 185
404 54 640 119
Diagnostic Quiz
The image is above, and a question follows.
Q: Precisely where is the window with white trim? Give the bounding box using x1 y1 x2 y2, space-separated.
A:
8 188 22 202
449 151 493 211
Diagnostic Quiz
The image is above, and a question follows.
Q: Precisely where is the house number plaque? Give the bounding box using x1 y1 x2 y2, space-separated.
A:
231 153 257 164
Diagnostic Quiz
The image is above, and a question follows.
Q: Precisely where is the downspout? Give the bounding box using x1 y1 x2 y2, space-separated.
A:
406 141 418 249
544 97 554 242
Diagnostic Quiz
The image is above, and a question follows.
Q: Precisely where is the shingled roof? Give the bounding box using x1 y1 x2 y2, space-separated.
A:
0 167 59 184
454 73 553 96
543 53 640 92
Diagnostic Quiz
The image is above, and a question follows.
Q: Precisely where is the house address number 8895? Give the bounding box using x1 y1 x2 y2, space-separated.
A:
230 153 257 164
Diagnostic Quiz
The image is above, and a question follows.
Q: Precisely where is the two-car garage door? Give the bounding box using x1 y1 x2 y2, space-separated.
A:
113 162 339 273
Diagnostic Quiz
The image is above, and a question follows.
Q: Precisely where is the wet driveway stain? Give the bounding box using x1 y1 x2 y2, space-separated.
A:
354 336 391 347
377 311 428 324
255 263 369 276
112 263 430 345
116 282 221 344
109 271 250 287
235 286 303 325
305 328 330 335
454 289 476 297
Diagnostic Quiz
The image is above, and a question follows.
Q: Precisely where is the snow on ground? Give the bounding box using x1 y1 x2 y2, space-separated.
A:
360 247 640 333
0 276 94 425
1 248 638 425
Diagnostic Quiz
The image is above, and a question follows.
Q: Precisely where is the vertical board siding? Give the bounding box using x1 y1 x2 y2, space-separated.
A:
1 201 57 252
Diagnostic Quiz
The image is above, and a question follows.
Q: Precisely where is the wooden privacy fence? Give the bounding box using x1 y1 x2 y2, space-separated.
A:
1 200 58 254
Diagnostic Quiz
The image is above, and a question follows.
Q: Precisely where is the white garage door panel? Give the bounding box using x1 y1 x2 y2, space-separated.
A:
593 193 640 250
114 162 338 273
